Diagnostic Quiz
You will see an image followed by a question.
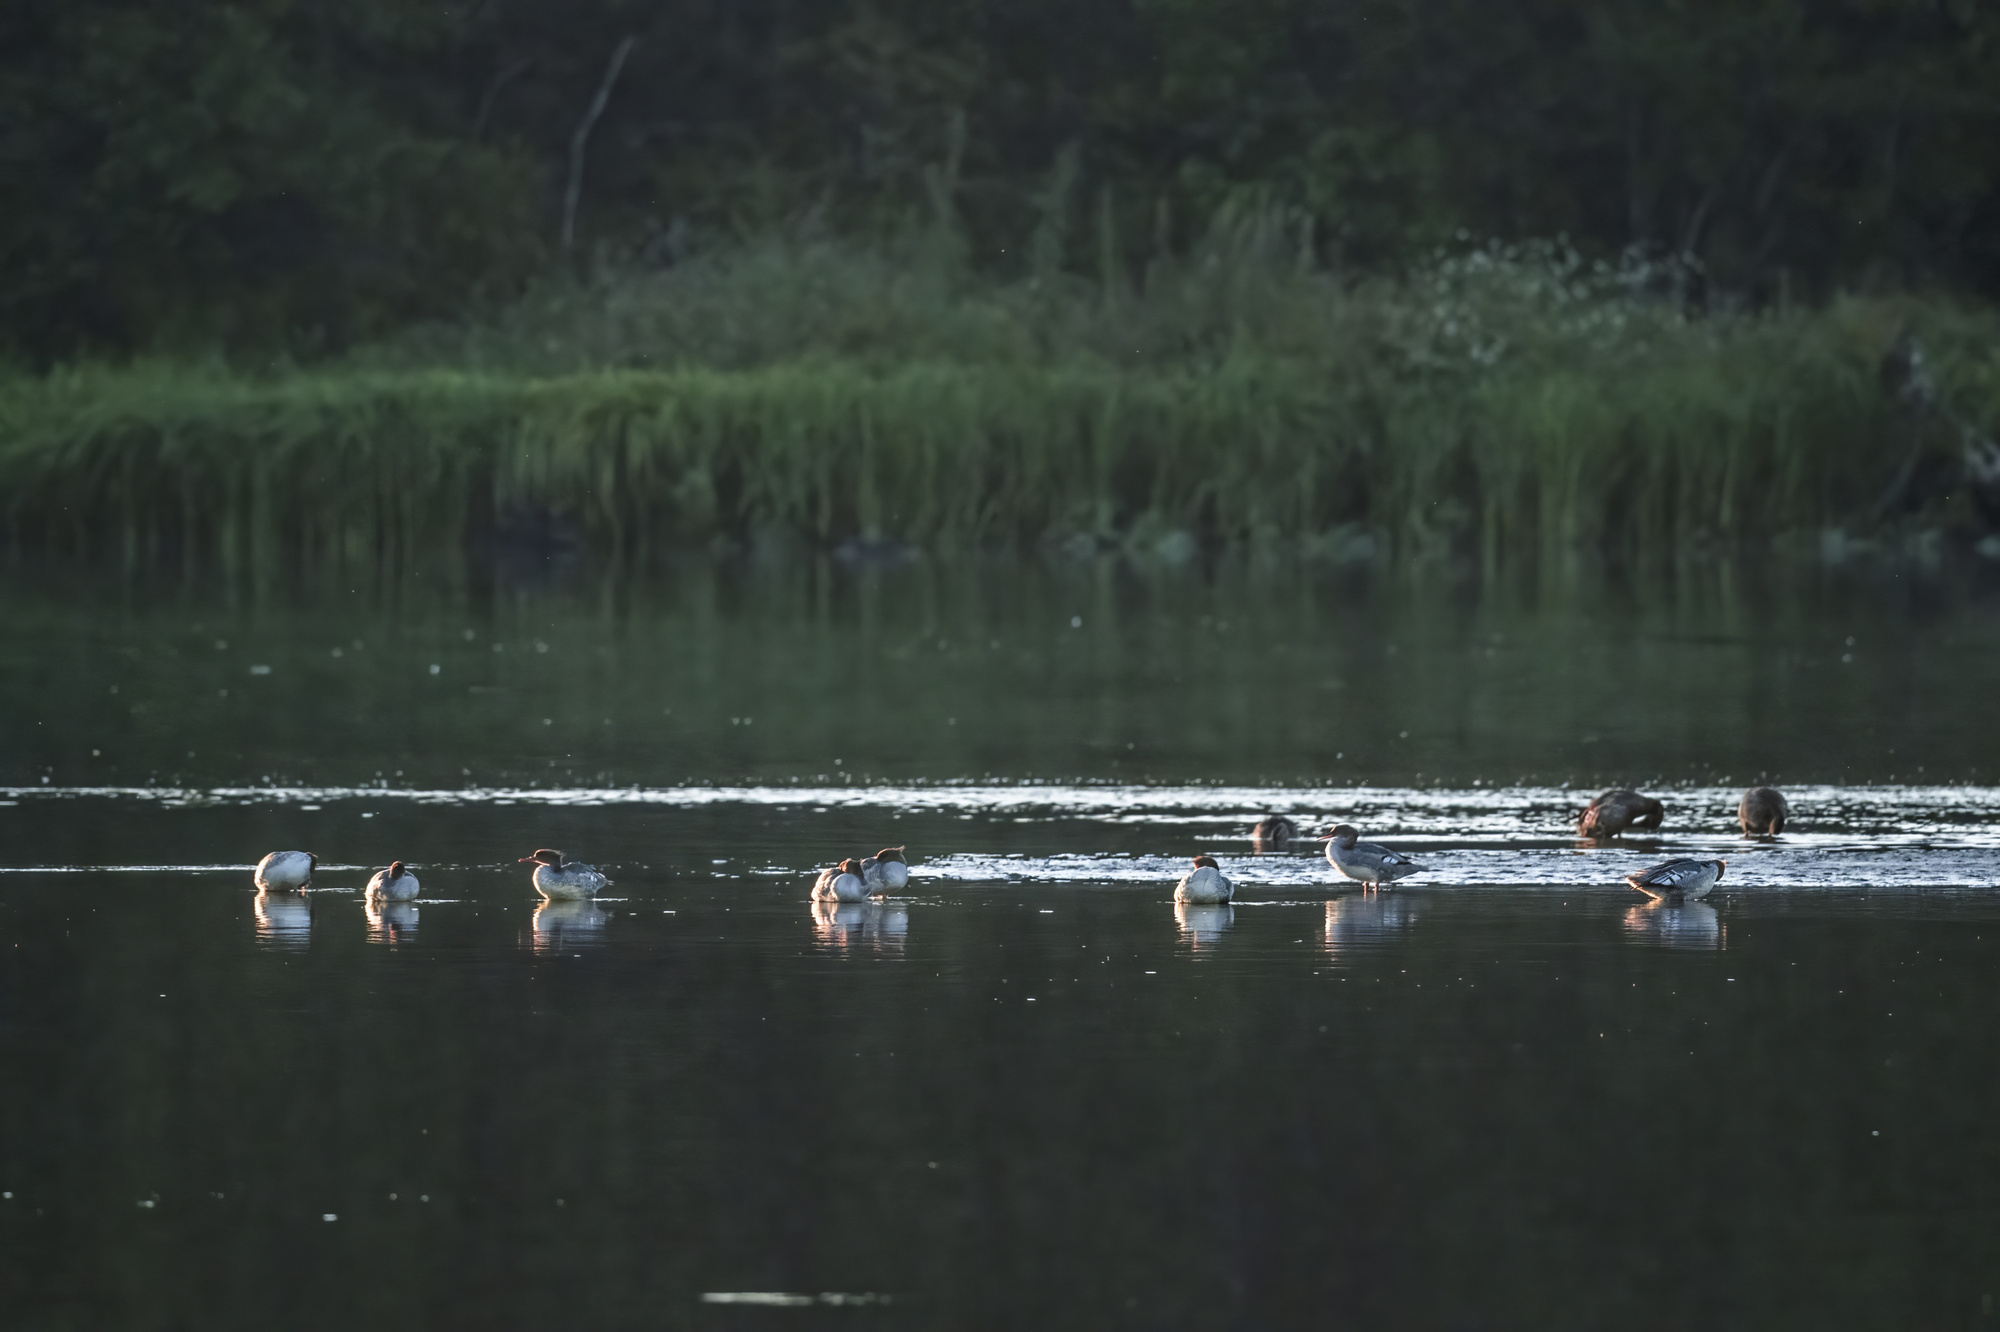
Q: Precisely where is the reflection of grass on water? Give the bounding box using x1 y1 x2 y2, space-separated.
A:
4 225 1996 567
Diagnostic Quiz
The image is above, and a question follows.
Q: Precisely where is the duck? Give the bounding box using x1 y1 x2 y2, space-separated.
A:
1577 789 1665 839
1320 825 1423 887
860 846 910 894
1174 854 1233 904
1251 816 1299 851
254 850 316 894
1624 858 1725 901
365 860 420 902
519 848 609 900
1738 786 1789 835
812 858 870 903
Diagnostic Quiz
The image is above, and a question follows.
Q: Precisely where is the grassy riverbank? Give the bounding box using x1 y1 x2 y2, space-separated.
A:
4 236 1996 569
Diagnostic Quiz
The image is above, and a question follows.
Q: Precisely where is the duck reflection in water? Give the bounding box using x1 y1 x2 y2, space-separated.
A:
531 899 609 952
810 899 909 951
1174 901 1235 949
1323 894 1419 956
1623 900 1725 951
252 891 312 950
364 899 418 944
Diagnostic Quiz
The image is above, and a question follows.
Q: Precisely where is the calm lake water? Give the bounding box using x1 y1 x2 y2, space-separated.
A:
2 553 1998 1328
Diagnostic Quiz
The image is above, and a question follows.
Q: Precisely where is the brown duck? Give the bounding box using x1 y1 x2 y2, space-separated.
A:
1251 815 1300 850
1577 789 1664 839
1738 786 1789 836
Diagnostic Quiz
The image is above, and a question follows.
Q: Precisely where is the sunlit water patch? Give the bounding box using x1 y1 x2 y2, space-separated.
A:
4 784 1998 891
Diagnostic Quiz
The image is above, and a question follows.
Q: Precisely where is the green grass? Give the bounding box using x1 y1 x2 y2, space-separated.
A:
4 228 1997 569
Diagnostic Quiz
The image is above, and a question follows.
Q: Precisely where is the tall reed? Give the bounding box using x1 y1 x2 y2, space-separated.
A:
3 226 1993 570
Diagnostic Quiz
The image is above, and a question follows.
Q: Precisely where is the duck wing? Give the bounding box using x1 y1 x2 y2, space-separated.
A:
1625 859 1707 891
1357 841 1418 867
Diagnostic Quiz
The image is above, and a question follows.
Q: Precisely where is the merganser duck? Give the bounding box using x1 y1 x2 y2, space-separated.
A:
1624 858 1725 901
1320 825 1422 887
1738 786 1789 835
1577 789 1665 839
254 850 316 893
860 846 910 894
519 848 608 900
813 858 869 903
365 861 420 902
1174 854 1233 903
1251 816 1299 851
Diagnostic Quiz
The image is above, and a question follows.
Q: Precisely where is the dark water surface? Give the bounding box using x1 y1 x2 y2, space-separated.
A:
2 557 1998 1328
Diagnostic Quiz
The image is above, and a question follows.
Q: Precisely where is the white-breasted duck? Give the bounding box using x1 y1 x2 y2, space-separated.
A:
1577 789 1664 839
365 861 420 902
860 846 910 894
255 850 316 894
813 858 870 903
1624 858 1725 901
1251 816 1299 851
520 848 608 900
1738 786 1789 836
1320 825 1423 887
1174 854 1233 904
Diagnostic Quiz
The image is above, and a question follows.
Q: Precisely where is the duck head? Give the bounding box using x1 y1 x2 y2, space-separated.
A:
386 860 406 881
1713 859 1727 880
1319 825 1360 849
1191 854 1221 870
872 846 907 864
840 858 865 875
519 849 564 868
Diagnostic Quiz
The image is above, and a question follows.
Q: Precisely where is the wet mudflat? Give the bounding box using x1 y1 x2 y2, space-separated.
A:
0 555 1997 1328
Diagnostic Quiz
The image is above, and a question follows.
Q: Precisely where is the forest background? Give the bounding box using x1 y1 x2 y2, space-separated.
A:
5 0 2000 565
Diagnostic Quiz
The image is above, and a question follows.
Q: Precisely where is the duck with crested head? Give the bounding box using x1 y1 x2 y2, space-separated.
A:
813 858 870 903
254 850 316 894
1625 857 1725 901
1738 786 1789 836
365 860 420 902
1251 816 1299 851
1577 789 1665 839
860 846 910 894
1320 825 1423 887
519 848 608 900
1174 854 1233 904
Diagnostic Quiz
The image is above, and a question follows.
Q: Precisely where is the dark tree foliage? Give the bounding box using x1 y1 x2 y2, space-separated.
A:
6 0 1999 357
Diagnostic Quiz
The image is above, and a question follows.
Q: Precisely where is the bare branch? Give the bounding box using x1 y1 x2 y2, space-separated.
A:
473 57 533 143
562 36 637 254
